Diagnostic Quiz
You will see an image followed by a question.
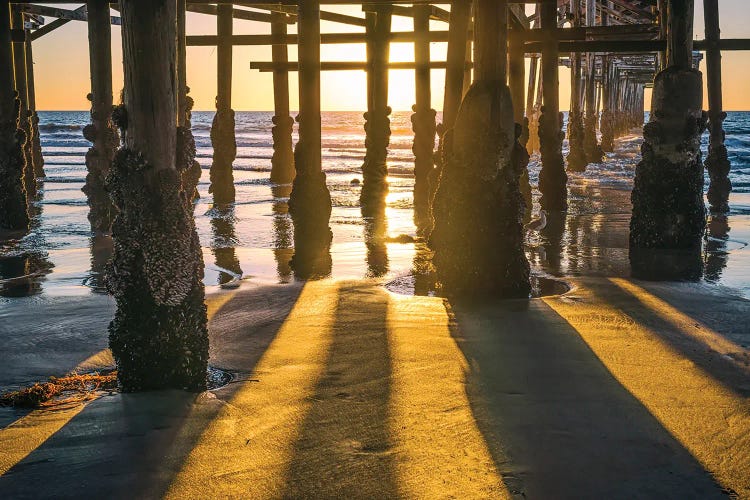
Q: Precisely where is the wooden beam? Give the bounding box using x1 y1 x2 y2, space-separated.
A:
250 60 462 71
186 4 293 24
297 0 322 172
442 0 471 130
29 5 85 40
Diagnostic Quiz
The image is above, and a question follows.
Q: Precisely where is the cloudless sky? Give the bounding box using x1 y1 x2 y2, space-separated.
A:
29 2 750 111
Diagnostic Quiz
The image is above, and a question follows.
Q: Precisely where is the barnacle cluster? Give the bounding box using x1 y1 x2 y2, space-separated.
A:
360 106 391 214
271 114 295 184
209 107 237 205
105 106 208 392
430 82 530 298
0 93 29 230
83 93 119 232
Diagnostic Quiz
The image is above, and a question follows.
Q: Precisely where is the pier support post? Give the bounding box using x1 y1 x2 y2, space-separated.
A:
509 24 532 217
288 0 332 279
600 56 615 152
24 34 42 178
583 0 604 164
270 11 294 184
630 0 705 279
703 0 730 213
431 0 471 213
11 8 33 198
0 1 28 230
361 6 392 214
83 0 117 233
566 0 587 172
108 0 208 392
411 5 436 229
538 0 566 211
176 0 201 201
431 0 530 297
209 4 236 205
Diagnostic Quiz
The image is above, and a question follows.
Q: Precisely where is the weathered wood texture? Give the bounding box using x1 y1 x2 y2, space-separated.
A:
11 7 33 197
0 0 29 229
82 0 117 232
23 33 42 176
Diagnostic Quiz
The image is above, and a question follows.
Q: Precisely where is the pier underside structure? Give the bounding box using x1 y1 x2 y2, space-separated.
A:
1 0 748 386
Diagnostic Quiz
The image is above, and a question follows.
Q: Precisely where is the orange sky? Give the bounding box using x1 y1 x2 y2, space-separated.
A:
29 2 750 111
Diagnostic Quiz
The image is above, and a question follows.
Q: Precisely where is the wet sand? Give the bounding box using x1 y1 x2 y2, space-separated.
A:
1 139 750 496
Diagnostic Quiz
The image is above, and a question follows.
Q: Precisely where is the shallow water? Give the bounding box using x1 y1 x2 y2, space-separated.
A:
0 111 749 301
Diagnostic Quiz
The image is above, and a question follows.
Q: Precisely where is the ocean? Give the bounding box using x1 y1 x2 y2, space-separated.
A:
0 110 749 299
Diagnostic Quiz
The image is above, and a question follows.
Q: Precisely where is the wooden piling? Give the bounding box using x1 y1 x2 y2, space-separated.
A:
209 3 237 205
288 0 333 279
109 0 208 392
23 33 42 178
442 0 471 131
11 7 34 197
411 4 436 229
703 0 731 212
270 10 295 184
566 0 587 172
538 0 567 211
630 0 704 279
83 0 117 232
361 4 392 213
509 23 532 218
0 0 28 230
177 0 187 126
583 0 604 164
431 0 531 297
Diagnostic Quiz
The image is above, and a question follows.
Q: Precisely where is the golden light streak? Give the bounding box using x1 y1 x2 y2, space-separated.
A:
165 281 338 498
543 282 750 496
387 292 509 499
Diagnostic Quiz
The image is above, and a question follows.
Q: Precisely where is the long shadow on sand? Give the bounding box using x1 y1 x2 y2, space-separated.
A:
0 282 304 499
448 297 726 499
281 282 397 497
586 279 750 397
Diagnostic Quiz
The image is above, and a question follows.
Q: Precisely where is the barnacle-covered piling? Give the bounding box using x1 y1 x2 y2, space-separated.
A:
83 0 118 233
630 67 706 280
108 0 208 392
209 106 236 205
430 0 530 298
